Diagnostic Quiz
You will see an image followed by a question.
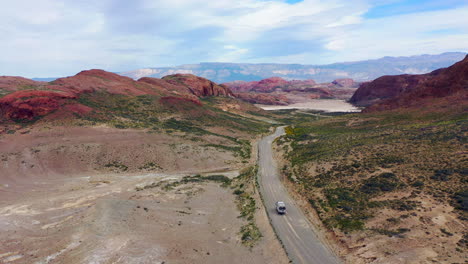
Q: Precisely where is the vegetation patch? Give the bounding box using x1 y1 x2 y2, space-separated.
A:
231 166 262 247
138 162 162 170
360 173 404 195
453 190 468 212
163 174 232 190
104 161 128 172
274 108 466 235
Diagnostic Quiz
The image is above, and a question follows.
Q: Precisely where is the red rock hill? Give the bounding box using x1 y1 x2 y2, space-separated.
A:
162 74 234 97
350 55 468 111
0 70 234 121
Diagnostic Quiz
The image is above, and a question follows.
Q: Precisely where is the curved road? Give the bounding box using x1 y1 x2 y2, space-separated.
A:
257 127 340 264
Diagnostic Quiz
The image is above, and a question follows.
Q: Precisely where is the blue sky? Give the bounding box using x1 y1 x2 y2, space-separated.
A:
0 0 467 77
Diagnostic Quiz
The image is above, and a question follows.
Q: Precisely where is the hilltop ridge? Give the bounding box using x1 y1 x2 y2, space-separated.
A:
0 70 234 122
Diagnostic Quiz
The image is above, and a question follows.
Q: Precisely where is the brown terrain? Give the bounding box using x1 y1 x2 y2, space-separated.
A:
0 70 289 263
1 55 466 264
350 54 468 111
273 56 467 263
0 70 236 122
0 127 287 263
224 77 359 105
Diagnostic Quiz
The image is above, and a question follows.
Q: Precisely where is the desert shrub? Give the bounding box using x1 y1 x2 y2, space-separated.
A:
163 118 209 135
325 215 365 232
411 180 424 188
453 190 468 212
233 189 244 195
360 173 401 195
104 161 128 171
430 169 453 181
440 228 454 236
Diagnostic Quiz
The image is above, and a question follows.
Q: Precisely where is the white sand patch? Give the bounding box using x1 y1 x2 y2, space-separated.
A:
256 99 361 112
4 254 23 262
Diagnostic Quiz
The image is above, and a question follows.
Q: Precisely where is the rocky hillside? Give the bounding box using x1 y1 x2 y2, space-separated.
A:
350 55 468 111
120 52 466 83
224 77 359 105
0 69 272 180
275 105 467 263
162 74 234 97
0 70 235 122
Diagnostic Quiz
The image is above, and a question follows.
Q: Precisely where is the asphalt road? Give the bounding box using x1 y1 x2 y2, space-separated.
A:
257 127 340 264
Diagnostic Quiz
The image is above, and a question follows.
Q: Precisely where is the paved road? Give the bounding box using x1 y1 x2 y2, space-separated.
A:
257 127 340 264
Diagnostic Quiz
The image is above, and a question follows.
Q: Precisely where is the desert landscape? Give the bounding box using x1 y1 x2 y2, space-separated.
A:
1 1 468 263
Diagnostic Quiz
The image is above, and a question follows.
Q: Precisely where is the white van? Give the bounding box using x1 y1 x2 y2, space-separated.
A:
276 201 286 214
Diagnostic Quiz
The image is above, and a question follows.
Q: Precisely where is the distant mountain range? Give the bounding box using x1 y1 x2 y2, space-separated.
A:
120 52 466 83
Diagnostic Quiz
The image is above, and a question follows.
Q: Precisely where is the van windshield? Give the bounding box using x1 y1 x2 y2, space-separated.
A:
279 206 286 210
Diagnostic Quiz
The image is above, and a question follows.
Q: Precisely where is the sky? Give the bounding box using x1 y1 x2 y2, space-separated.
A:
1 0 467 77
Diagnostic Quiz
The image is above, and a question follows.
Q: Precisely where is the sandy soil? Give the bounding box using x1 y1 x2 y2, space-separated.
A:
0 126 244 188
0 126 288 264
256 99 361 112
0 172 288 264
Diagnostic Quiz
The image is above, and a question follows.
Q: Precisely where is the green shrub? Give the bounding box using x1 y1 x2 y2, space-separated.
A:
453 190 468 212
360 173 401 195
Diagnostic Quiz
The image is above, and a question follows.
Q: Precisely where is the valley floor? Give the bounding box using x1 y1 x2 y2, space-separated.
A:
0 126 288 264
0 170 287 264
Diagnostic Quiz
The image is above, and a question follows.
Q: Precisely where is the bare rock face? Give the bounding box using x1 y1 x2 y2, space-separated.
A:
351 55 468 111
162 74 234 97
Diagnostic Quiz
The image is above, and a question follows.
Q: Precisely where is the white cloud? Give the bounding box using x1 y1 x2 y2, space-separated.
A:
0 0 467 77
323 5 468 62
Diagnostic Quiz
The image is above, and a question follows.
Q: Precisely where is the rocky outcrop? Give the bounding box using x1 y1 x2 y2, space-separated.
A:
351 55 468 111
162 74 234 97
